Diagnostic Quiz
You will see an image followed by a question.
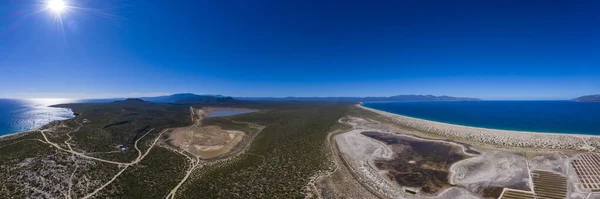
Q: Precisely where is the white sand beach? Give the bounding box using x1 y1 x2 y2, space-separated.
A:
358 105 599 151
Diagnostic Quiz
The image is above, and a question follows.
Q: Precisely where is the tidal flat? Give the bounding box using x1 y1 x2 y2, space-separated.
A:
326 105 595 199
362 131 469 195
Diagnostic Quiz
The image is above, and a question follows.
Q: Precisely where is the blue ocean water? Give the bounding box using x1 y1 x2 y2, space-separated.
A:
364 101 600 135
0 99 76 136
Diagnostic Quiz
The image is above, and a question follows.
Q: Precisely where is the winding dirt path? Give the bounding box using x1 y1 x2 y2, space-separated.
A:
64 120 82 151
318 117 390 199
81 164 130 199
81 128 168 199
37 120 169 198
165 107 265 199
66 162 78 199
166 107 203 199
39 130 128 165
306 126 345 199
36 106 262 199
165 154 200 199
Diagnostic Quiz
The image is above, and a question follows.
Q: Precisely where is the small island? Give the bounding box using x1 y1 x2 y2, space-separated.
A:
573 94 600 102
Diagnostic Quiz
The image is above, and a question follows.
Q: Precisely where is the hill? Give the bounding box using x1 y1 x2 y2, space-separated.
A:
573 94 600 102
140 93 234 103
78 94 234 104
239 95 480 102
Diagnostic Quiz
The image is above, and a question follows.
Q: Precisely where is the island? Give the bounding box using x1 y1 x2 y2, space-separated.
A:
573 94 600 102
239 94 481 102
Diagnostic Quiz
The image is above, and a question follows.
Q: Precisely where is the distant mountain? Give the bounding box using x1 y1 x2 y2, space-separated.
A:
140 93 234 103
80 93 478 104
573 94 600 102
238 95 480 102
118 98 155 104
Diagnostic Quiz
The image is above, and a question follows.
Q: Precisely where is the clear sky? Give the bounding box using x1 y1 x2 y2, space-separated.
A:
0 0 598 100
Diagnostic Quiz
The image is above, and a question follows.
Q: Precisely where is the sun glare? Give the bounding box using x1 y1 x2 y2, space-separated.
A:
47 0 67 13
26 98 76 106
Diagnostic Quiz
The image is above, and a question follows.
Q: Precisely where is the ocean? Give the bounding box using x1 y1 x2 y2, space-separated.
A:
0 99 76 137
363 101 600 135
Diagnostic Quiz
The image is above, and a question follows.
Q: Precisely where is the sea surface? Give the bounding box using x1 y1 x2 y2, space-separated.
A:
363 101 600 135
0 99 76 136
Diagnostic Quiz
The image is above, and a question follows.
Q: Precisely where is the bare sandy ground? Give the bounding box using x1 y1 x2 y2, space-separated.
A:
450 151 530 194
170 125 245 159
359 105 597 151
310 127 380 199
168 108 246 159
334 117 482 199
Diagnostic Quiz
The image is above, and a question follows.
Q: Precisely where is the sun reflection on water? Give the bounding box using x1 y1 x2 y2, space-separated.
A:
1 98 78 136
24 98 77 106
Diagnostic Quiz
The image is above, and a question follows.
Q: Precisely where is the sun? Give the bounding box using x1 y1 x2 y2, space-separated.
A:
47 0 67 13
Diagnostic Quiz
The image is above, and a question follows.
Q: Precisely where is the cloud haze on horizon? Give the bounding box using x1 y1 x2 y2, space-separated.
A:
0 0 598 100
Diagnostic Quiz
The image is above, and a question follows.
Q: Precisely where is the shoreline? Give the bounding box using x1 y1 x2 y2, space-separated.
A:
0 107 76 140
0 129 36 140
361 102 596 136
358 104 599 150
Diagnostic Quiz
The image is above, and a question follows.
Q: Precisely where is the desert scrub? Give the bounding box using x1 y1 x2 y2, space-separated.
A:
177 102 350 198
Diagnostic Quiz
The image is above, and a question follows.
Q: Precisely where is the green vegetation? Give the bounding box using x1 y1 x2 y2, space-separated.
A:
177 102 350 198
0 99 193 198
103 147 188 198
0 99 353 198
55 99 190 162
0 132 122 198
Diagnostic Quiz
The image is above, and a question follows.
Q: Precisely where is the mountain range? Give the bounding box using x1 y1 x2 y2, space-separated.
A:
87 93 480 103
82 93 600 103
139 93 234 103
175 94 480 102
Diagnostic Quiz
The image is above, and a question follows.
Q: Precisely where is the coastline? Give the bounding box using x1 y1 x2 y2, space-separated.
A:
0 107 76 140
362 100 597 135
0 129 36 141
358 104 598 150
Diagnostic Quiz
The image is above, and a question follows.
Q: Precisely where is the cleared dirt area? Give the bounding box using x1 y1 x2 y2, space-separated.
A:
450 150 531 197
170 125 245 159
312 126 380 199
168 107 247 159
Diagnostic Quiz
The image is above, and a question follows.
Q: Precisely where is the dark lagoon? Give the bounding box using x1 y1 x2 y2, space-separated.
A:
364 101 600 135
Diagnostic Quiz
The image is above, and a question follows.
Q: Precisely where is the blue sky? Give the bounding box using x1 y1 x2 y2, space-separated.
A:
0 0 598 99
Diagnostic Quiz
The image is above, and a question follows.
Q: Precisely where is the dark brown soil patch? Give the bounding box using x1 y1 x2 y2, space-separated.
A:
362 131 469 195
481 186 504 198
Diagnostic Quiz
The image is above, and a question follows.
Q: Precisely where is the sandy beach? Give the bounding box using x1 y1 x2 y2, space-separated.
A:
358 104 599 151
